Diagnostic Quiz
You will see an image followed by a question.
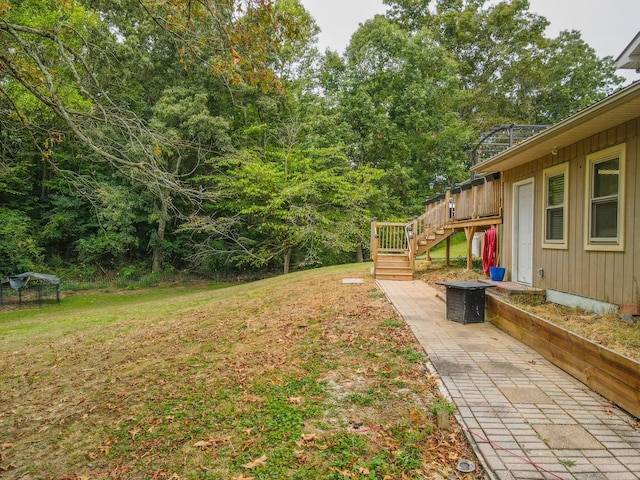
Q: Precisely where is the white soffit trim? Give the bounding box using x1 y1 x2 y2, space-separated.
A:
616 30 640 70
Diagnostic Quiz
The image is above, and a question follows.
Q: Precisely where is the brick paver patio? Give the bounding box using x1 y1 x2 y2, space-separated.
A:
377 279 640 480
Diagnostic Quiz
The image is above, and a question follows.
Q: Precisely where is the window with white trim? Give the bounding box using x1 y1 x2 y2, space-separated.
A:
585 144 625 251
542 163 568 249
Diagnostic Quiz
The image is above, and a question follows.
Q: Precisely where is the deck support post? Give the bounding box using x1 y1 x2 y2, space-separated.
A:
370 218 379 274
493 224 499 268
464 226 477 270
445 236 451 267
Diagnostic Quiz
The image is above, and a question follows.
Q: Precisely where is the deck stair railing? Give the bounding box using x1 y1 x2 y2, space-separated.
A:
371 172 503 279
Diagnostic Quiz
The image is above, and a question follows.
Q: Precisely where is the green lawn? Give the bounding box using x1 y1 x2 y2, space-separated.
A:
0 264 482 479
431 232 466 258
421 232 471 260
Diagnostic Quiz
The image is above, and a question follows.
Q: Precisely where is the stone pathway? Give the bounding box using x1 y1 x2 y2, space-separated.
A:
377 280 640 480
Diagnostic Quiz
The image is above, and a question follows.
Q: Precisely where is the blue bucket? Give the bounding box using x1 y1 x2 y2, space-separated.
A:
490 267 505 281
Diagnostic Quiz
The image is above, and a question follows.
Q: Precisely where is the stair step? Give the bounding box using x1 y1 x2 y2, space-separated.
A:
376 265 413 274
377 266 411 271
377 260 411 267
374 257 413 280
377 256 411 267
375 272 414 281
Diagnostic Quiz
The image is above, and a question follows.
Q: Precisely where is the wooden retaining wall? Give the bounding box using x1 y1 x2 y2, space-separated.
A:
486 294 640 419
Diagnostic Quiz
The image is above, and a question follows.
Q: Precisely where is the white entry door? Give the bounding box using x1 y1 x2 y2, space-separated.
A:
513 179 534 285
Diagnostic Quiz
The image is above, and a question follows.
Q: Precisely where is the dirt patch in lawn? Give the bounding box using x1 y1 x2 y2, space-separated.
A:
0 265 483 479
417 263 640 363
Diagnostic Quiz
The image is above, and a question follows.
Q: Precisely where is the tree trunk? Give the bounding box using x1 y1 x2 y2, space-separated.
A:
152 158 180 273
152 195 169 273
356 243 364 263
284 247 292 274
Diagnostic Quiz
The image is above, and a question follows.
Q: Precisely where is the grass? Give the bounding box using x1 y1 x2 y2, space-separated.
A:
0 263 482 479
423 232 468 259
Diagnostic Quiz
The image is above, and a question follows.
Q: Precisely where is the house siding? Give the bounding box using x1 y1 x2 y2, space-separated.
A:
501 117 640 306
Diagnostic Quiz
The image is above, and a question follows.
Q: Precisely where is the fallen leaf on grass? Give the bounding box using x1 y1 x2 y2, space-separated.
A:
230 475 254 480
0 463 18 472
329 466 355 477
409 408 426 424
193 440 212 449
287 396 302 404
242 454 267 469
301 433 317 441
194 436 230 449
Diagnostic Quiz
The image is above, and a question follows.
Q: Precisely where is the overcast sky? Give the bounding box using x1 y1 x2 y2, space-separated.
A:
300 0 640 83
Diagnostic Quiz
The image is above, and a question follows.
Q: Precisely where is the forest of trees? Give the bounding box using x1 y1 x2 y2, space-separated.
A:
0 0 623 278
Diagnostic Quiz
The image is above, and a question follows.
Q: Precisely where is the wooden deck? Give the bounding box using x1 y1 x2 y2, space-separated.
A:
371 173 503 279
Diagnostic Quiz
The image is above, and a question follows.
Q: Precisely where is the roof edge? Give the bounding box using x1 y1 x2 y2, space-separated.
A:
472 81 640 173
616 30 640 67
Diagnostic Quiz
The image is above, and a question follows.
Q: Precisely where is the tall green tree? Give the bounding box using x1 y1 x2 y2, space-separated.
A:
186 147 384 274
384 0 623 129
1 0 315 273
0 208 43 276
325 15 472 213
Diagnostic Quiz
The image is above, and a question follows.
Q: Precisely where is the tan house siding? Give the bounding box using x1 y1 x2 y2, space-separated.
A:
500 117 640 306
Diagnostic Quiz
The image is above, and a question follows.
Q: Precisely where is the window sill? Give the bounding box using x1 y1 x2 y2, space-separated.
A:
584 242 624 252
542 242 568 250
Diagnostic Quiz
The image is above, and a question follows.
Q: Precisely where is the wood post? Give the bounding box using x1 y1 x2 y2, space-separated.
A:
371 219 379 274
445 236 451 267
370 219 378 261
409 219 417 271
445 189 451 222
472 184 477 219
464 226 477 270
493 224 499 267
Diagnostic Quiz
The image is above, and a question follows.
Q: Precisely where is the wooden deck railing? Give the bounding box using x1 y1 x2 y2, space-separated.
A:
371 172 502 267
371 222 409 255
450 173 501 222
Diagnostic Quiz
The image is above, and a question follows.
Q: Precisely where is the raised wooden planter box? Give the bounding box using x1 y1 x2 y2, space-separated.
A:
486 294 640 419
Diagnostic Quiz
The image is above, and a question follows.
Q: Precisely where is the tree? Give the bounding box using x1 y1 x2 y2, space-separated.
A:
1 0 315 273
74 182 143 269
384 0 623 130
0 208 43 276
326 15 472 213
185 145 383 274
536 30 622 123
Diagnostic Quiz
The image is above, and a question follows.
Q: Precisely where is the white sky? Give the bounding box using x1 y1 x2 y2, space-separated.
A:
300 0 640 83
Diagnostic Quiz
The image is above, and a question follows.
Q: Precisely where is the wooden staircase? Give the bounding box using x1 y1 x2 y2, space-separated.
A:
416 227 455 257
371 172 503 281
374 253 414 281
371 219 456 281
